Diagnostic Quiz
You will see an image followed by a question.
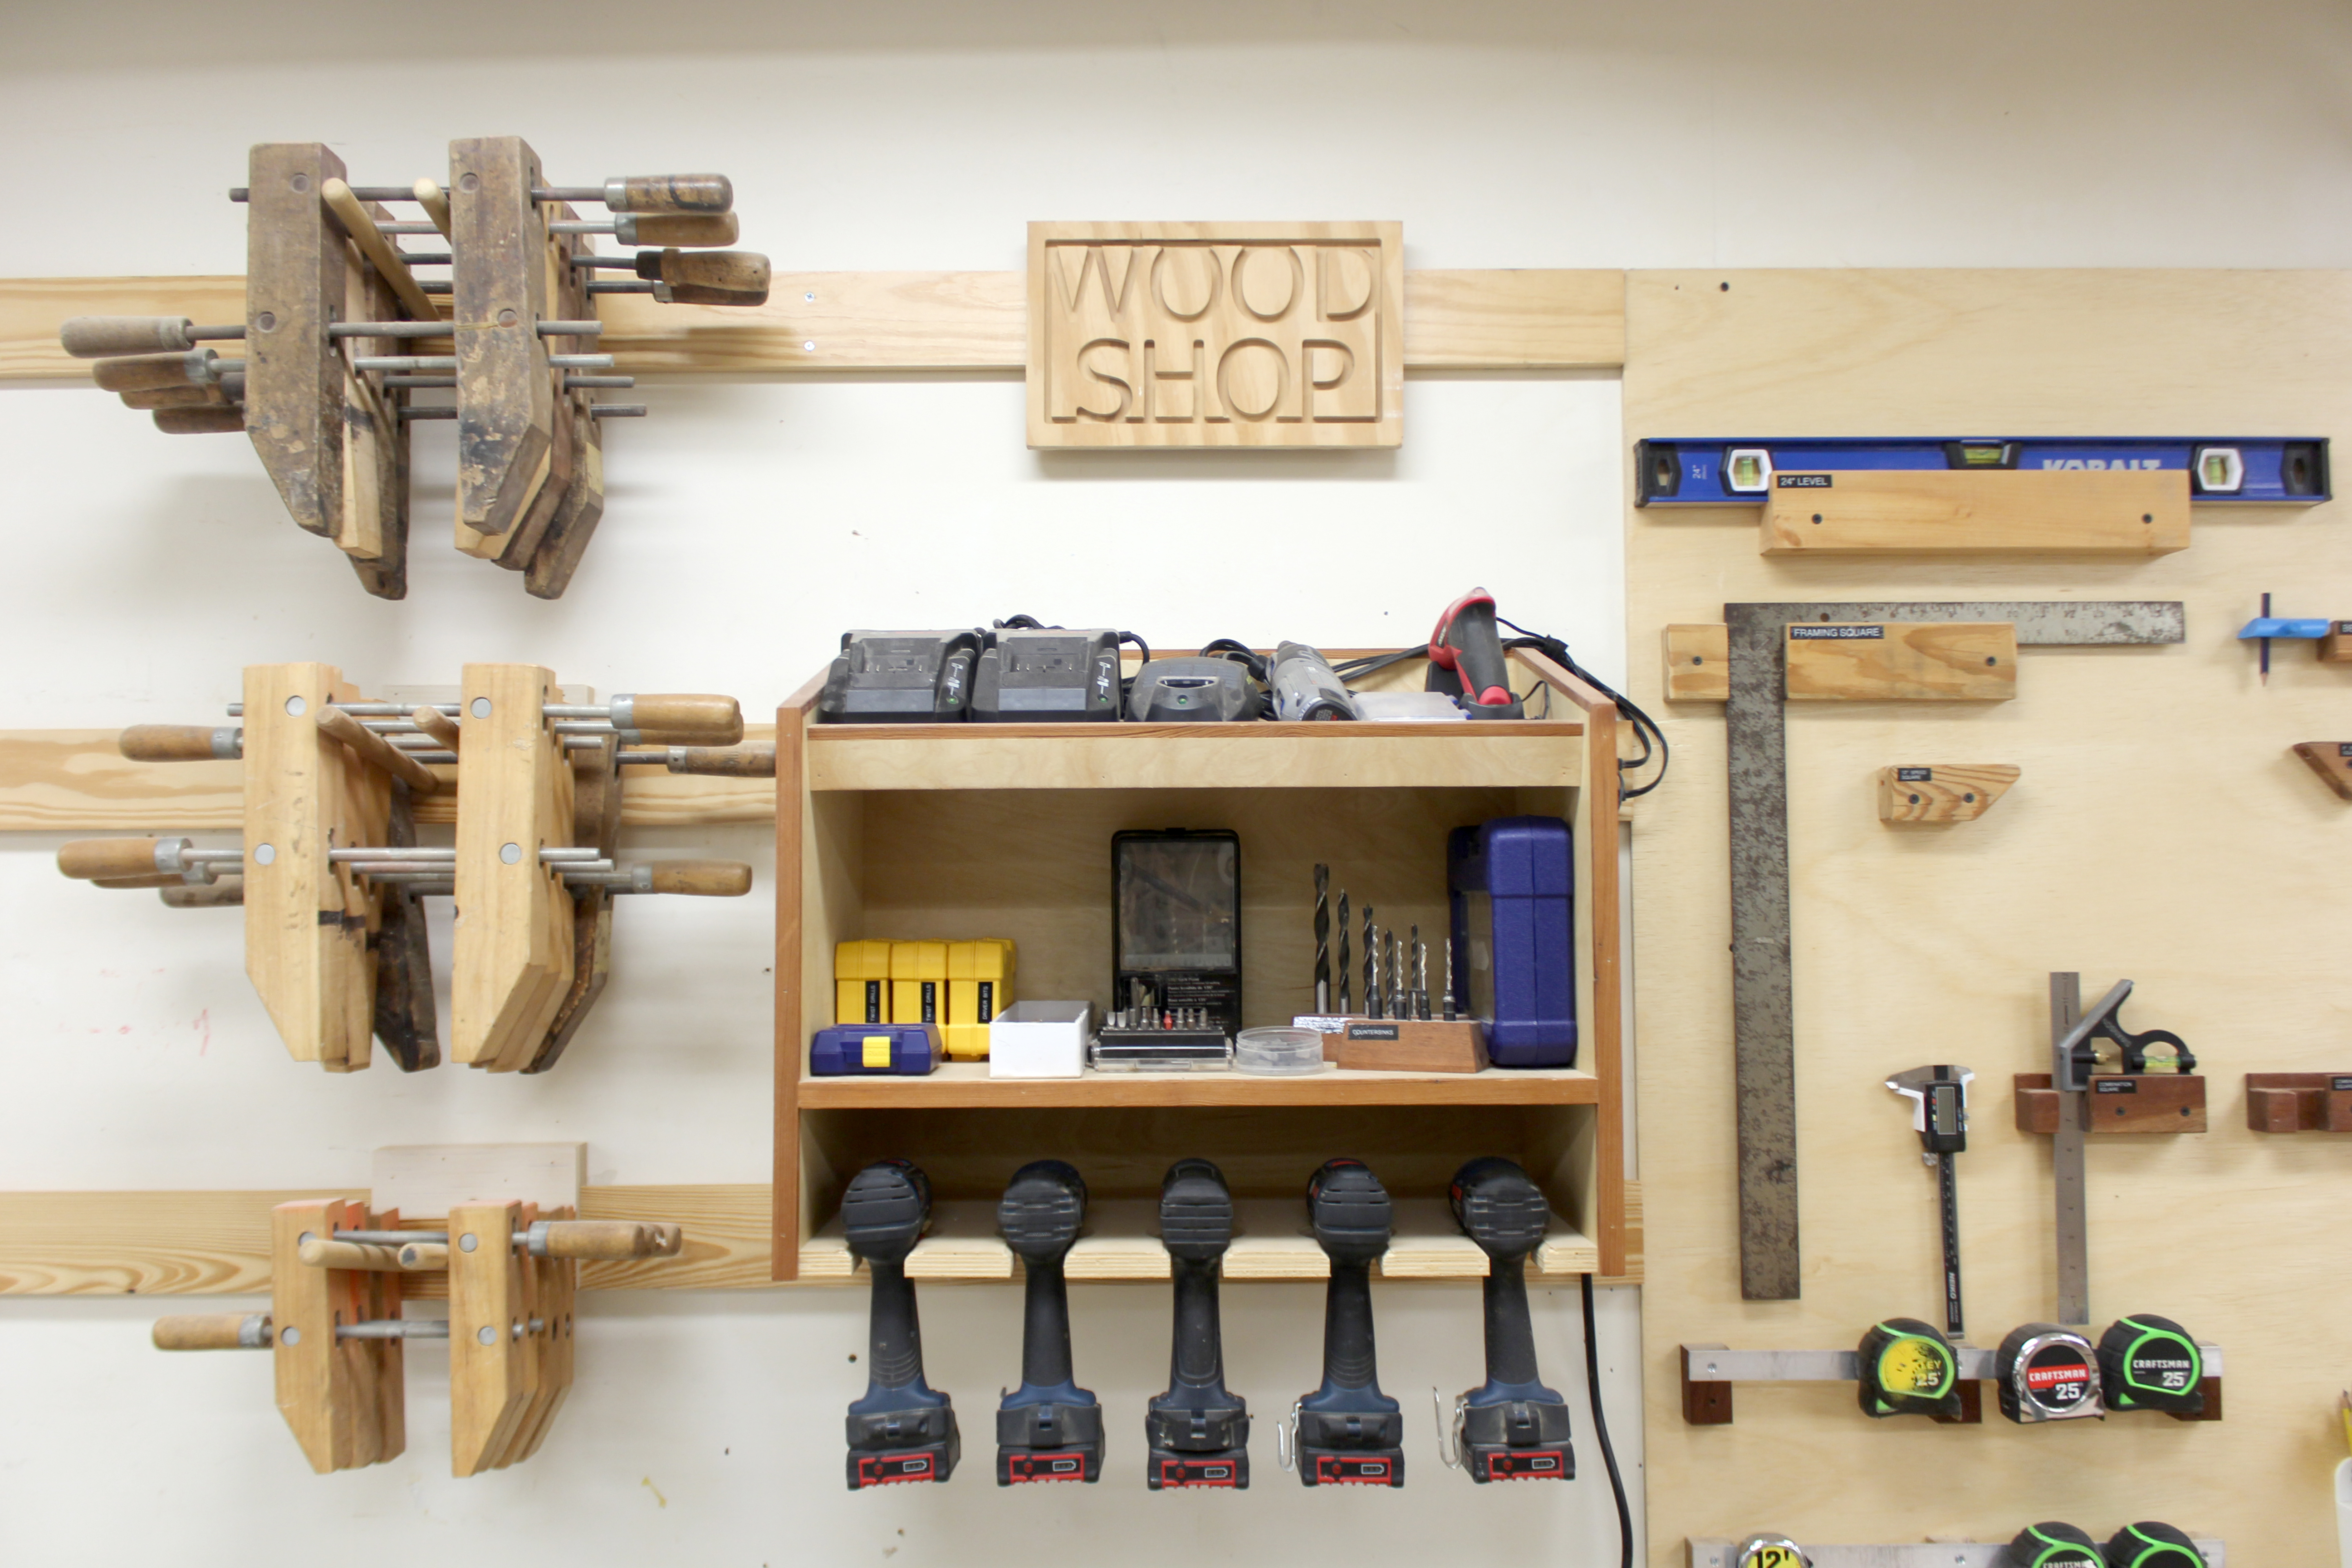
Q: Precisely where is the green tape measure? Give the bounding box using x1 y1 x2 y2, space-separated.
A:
2104 1520 2204 1566
2097 1313 2204 1414
1855 1317 1961 1419
2007 1522 2102 1566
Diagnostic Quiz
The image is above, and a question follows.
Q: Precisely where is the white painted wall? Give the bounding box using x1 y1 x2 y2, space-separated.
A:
0 2 2343 1563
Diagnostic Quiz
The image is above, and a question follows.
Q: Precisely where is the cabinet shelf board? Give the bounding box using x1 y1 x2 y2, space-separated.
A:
797 1061 1600 1109
806 721 1584 793
794 1196 1598 1283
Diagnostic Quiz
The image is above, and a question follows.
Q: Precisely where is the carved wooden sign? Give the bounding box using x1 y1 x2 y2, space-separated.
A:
1025 221 1402 449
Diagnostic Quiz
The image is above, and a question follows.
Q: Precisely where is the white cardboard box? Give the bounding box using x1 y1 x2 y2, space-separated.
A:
990 1001 1091 1078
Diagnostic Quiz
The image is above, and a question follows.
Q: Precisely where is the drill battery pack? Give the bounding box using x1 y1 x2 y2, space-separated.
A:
995 1401 1105 1484
1148 1446 1249 1489
1294 1407 1404 1487
1145 1407 1249 1489
1303 1449 1403 1486
844 1405 960 1489
1458 1397 1574 1482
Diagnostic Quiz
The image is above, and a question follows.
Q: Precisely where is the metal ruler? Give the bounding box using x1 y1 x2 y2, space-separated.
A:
2050 973 2089 1324
1725 601 2185 1300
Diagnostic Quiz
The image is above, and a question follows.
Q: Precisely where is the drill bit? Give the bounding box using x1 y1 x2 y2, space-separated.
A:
1336 891 1351 1015
1386 929 1401 1021
1313 864 1330 1014
1363 906 1377 1019
1443 935 1457 1021
1411 926 1428 1021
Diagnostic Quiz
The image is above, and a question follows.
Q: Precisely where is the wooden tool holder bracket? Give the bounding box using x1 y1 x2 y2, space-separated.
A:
2014 1073 2209 1134
2244 1073 2352 1132
1678 1343 2225 1427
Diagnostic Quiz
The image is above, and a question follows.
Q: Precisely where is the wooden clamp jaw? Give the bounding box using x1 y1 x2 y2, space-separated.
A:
56 662 438 1072
272 1197 409 1473
249 143 426 600
453 665 578 1069
449 137 604 598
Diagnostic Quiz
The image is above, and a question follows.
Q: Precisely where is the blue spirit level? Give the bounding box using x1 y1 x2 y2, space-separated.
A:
1635 437 2329 506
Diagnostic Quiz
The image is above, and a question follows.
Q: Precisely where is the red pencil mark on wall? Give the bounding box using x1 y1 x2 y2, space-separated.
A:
195 1009 211 1055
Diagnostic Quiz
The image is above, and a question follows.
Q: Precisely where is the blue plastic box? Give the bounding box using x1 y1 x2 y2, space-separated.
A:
1446 816 1575 1068
811 1022 942 1076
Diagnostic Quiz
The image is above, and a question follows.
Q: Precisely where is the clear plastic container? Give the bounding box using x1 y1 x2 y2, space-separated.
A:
1235 1025 1327 1076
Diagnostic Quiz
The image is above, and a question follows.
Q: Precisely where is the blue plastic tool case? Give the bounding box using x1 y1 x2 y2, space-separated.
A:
1446 816 1575 1068
810 1022 942 1076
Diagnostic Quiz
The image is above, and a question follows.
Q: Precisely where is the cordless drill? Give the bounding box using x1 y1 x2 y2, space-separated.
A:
1146 1158 1250 1489
842 1159 960 1487
1291 1159 1404 1486
1446 1156 1574 1481
995 1159 1103 1484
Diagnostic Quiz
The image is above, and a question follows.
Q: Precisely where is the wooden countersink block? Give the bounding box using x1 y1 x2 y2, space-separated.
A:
1760 468 2191 554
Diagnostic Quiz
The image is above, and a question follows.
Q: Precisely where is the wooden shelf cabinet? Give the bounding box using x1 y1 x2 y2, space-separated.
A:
769 647 1626 1284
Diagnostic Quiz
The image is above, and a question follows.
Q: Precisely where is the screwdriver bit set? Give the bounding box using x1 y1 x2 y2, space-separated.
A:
59 139 772 598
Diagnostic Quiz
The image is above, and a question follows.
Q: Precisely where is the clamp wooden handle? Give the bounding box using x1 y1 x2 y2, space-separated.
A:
410 706 461 750
621 694 743 743
612 211 738 247
160 881 243 909
94 874 184 890
609 174 732 214
92 351 216 393
647 1222 685 1256
316 706 440 794
668 745 776 778
152 1313 268 1350
298 1236 407 1271
649 860 753 897
120 725 236 762
59 839 174 881
642 249 770 305
61 316 194 357
396 1240 449 1270
153 407 245 435
535 1220 660 1259
119 382 231 412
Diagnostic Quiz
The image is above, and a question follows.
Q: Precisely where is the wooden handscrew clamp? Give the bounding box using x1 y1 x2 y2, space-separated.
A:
152 1199 684 1475
56 662 763 1073
57 140 772 599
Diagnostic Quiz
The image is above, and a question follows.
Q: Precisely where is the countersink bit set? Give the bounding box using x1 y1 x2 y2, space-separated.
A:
59 139 772 598
839 1156 1582 1491
56 661 759 1072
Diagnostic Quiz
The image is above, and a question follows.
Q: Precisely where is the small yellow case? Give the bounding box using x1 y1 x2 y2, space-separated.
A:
834 940 893 1025
945 938 1017 1060
889 941 949 1029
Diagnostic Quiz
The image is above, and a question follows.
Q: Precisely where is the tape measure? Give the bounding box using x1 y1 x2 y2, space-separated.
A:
1856 1317 1962 1419
1995 1323 2104 1424
2104 1520 2204 1567
1733 1537 1809 1568
2097 1314 2204 1415
2007 1522 2103 1566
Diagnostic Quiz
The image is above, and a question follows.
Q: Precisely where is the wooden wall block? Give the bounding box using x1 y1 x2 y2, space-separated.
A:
2317 622 2352 664
1024 222 1403 450
1662 624 1730 701
1784 622 2017 701
2014 1073 2207 1134
2244 1073 2352 1132
1759 468 2190 555
2291 742 2352 799
1877 764 2019 823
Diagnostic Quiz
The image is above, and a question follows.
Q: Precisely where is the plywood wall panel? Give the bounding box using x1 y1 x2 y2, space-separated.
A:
1625 270 2352 1562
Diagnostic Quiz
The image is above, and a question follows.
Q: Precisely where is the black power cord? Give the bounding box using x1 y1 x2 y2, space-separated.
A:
1581 1272 1634 1568
1328 617 1671 801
